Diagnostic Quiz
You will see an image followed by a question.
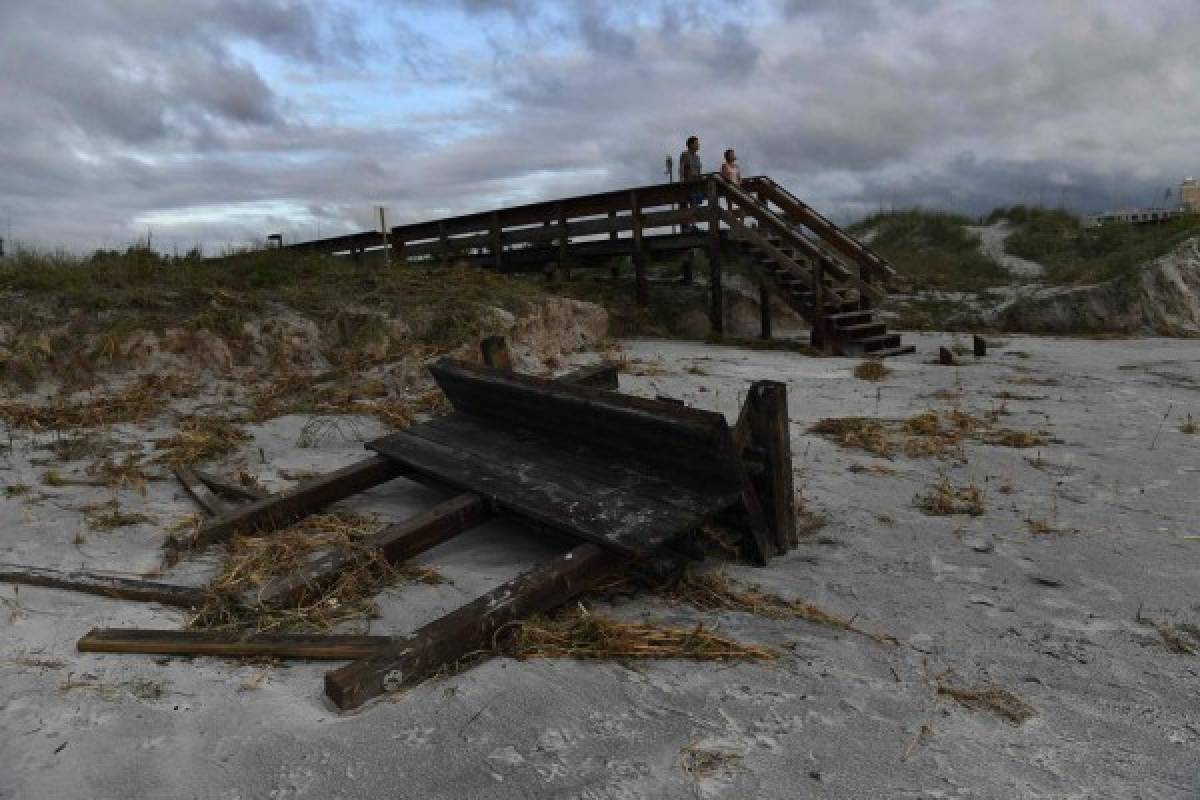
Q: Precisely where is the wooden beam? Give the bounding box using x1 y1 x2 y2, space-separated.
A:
324 542 632 710
256 493 492 608
168 455 405 554
173 464 229 518
0 563 206 609
78 629 393 660
746 382 795 552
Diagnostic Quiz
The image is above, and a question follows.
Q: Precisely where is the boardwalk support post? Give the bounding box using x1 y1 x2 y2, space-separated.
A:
707 178 724 334
631 190 648 307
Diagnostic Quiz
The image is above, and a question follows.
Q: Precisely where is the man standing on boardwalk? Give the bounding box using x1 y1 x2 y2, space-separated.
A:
679 135 703 231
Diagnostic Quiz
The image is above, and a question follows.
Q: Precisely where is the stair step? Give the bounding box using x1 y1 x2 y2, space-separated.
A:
825 311 873 324
836 321 887 337
859 333 903 352
869 345 916 359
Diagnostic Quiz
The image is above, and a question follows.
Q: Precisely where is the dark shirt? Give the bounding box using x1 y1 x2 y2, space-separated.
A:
680 150 702 182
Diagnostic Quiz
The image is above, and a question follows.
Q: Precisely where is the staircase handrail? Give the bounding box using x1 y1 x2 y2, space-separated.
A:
743 176 896 280
711 175 884 303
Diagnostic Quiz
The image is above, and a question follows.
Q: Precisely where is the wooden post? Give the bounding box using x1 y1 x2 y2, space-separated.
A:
631 191 648 307
479 336 513 371
812 259 826 351
490 212 503 272
682 251 694 285
379 207 391 266
324 542 632 710
746 381 795 552
707 178 724 334
759 281 772 340
609 210 619 279
557 203 570 282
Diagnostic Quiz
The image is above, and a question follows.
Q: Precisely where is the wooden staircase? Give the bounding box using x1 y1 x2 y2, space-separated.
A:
718 176 914 358
740 234 912 357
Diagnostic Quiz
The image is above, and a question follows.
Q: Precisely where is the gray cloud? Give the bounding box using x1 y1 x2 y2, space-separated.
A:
3 0 1200 252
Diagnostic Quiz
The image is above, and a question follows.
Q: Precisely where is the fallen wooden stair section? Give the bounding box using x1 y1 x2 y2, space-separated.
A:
79 338 798 711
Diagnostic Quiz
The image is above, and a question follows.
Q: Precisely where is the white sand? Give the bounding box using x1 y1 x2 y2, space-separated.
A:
2 333 1199 799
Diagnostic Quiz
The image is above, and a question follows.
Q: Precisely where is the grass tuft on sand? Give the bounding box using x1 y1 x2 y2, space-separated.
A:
853 359 891 382
654 571 897 645
916 478 985 516
937 684 1035 724
190 512 441 634
154 415 250 465
811 409 1050 460
500 604 775 663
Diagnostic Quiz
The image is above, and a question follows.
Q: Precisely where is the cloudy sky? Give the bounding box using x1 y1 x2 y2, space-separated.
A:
3 0 1199 252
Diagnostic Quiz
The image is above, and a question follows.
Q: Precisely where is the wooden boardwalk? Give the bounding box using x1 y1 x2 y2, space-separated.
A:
245 173 913 356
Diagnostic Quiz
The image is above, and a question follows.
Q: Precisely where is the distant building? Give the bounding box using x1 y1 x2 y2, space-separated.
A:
1083 208 1185 228
1182 178 1200 212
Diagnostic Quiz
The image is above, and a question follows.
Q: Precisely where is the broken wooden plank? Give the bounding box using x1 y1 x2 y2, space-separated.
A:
0 563 206 609
168 455 406 554
256 493 492 607
324 542 632 710
78 629 392 660
191 469 268 503
173 464 230 518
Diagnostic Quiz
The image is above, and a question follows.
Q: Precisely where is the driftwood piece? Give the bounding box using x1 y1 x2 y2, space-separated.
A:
324 542 631 710
173 465 230 518
0 563 206 609
169 455 406 554
191 469 268 503
78 629 392 660
257 493 492 607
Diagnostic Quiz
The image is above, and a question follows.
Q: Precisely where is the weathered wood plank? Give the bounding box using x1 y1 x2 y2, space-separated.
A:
169 455 406 554
173 465 230 518
256 493 492 608
414 359 737 491
0 564 206 609
370 423 736 556
78 629 393 660
324 542 632 709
